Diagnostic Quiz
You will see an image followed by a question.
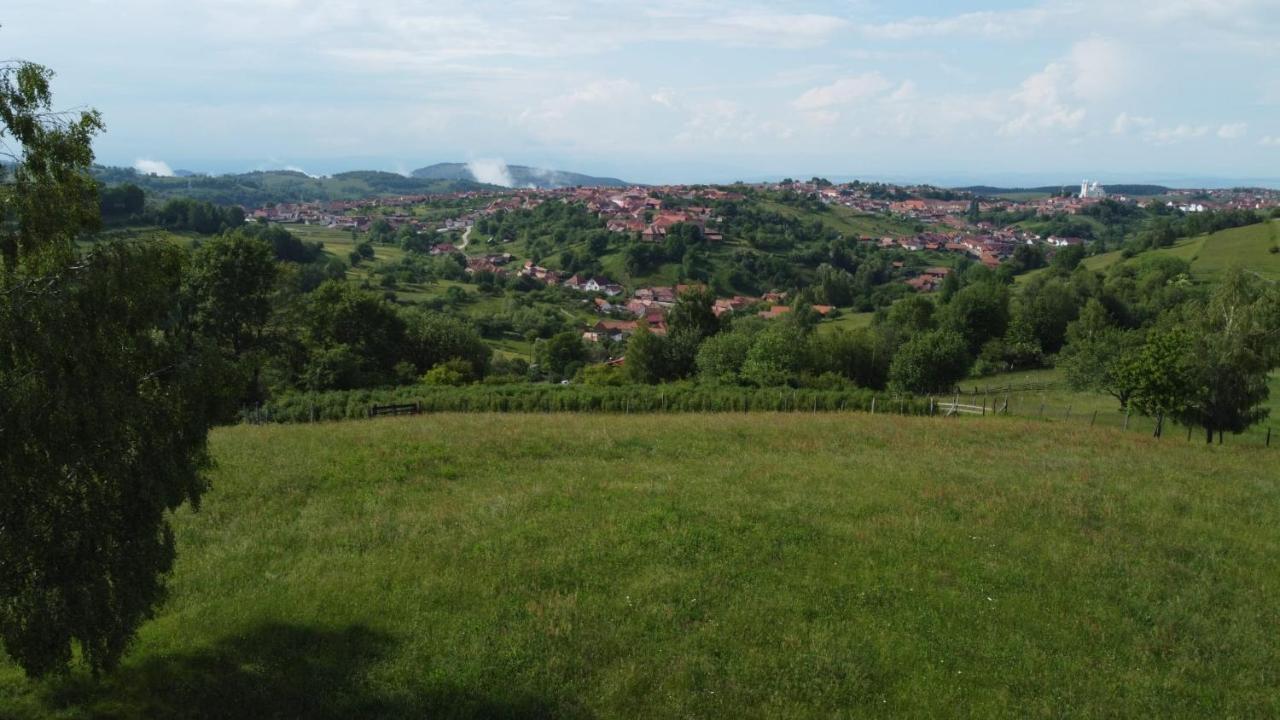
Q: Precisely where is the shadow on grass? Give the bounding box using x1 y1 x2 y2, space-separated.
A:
38 622 589 720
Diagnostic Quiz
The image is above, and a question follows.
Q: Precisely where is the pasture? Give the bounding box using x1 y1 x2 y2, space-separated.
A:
2 413 1277 718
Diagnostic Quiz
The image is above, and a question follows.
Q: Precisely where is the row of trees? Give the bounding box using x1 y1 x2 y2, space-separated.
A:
1060 271 1280 440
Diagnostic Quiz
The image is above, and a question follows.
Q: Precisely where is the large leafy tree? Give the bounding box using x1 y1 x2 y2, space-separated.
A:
1176 270 1280 442
1127 325 1198 437
888 329 973 395
1 62 222 676
1059 300 1144 409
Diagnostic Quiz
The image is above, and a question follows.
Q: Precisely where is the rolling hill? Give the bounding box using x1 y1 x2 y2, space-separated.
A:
92 167 493 206
1083 219 1280 281
956 184 1172 198
412 162 632 189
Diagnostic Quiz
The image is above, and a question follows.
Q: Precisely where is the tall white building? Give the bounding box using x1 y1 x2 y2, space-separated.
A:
1079 180 1107 199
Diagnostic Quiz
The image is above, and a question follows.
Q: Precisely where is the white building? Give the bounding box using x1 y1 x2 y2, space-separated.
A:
1079 180 1107 199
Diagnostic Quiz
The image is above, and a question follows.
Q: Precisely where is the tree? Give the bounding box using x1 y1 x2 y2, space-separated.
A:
1 62 222 677
940 281 1009 353
301 281 406 389
811 328 891 390
402 311 491 379
1127 325 1198 437
535 331 588 380
184 231 278 407
625 326 668 384
1176 270 1280 442
1059 300 1143 409
888 329 972 394
186 231 277 358
695 329 754 384
741 322 811 387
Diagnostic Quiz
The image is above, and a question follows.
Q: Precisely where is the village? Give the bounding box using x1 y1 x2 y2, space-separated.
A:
246 179 1280 347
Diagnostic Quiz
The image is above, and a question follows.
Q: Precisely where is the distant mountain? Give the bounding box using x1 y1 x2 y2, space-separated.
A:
92 166 491 206
412 162 632 189
956 184 1172 197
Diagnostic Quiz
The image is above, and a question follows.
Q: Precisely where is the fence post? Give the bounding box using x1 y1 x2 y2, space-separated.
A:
1267 427 1272 447
871 397 876 414
1090 410 1097 427
1124 407 1131 430
929 397 934 416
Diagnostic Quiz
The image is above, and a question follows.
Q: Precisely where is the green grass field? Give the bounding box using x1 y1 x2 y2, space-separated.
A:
761 201 919 238
2 414 1277 718
1080 220 1280 280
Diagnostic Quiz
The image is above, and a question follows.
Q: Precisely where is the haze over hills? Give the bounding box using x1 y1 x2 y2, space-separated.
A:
412 161 632 189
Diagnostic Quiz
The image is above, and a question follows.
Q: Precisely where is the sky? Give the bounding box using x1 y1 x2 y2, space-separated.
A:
5 0 1280 186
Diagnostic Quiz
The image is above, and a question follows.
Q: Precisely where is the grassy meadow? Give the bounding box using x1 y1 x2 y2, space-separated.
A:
1 413 1277 718
1080 219 1280 280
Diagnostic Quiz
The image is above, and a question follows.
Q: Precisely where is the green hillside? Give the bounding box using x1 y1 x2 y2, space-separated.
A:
1081 219 1280 280
92 167 491 206
3 414 1277 718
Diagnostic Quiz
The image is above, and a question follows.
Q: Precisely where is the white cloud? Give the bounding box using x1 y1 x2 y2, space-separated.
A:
1260 136 1280 147
1112 112 1155 135
1066 37 1136 102
133 158 174 176
712 13 849 48
650 90 675 108
1000 62 1086 135
859 8 1054 40
793 73 892 111
1217 122 1248 139
1145 124 1210 144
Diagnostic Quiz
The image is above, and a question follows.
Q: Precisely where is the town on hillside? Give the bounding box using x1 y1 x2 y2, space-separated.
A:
244 178 1280 348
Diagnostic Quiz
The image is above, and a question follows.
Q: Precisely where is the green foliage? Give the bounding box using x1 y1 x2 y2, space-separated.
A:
1059 300 1143 408
240 223 323 263
940 282 1010 353
1 242 230 679
740 322 812 387
421 358 474 386
535 331 588 380
154 197 244 234
1126 325 1198 434
811 328 892 390
625 327 668 385
402 311 491 379
576 362 628 386
888 329 972 394
1173 270 1280 441
97 183 145 220
247 383 925 421
0 62 102 274
299 281 407 390
186 231 277 358
695 329 756 384
1 62 222 678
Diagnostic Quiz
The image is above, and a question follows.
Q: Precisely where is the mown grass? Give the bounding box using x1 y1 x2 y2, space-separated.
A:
2 414 1277 718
